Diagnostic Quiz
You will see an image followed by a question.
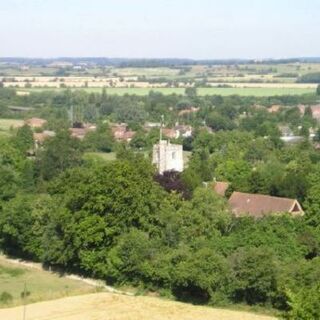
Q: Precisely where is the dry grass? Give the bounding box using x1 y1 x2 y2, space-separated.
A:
0 292 278 320
0 256 95 308
0 256 278 320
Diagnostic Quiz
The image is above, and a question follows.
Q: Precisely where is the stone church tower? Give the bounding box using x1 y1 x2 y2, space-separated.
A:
152 140 184 174
152 116 184 174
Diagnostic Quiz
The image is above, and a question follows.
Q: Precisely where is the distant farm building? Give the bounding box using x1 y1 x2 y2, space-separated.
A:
298 104 306 115
9 106 34 113
152 140 183 174
162 128 179 140
111 123 136 142
311 105 320 121
174 124 193 138
228 192 304 218
278 125 294 137
161 125 193 140
268 105 281 113
33 130 55 148
16 91 31 96
144 122 161 131
69 123 96 140
25 117 47 128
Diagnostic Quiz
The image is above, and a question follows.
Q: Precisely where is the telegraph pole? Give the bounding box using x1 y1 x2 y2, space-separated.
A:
160 115 164 142
22 281 27 320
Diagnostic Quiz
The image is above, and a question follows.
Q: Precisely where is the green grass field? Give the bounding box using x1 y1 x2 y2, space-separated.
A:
84 152 117 162
0 119 24 138
0 255 95 308
21 86 315 96
84 151 192 166
0 119 24 132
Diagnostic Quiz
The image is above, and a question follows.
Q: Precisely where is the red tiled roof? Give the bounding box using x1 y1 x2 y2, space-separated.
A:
33 131 55 143
311 105 320 119
213 181 229 197
69 128 88 139
25 117 47 128
111 123 135 141
69 124 96 139
123 131 136 141
228 192 304 218
298 104 306 115
162 128 177 139
33 133 48 143
268 105 281 113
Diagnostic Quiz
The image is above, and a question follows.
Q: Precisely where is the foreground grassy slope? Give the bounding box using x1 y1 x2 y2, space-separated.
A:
0 292 278 320
0 255 94 307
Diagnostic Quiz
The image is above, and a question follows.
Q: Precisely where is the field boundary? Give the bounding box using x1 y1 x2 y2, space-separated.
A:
0 254 133 296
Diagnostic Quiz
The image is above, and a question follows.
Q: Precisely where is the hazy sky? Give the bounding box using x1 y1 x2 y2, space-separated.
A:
1 0 319 59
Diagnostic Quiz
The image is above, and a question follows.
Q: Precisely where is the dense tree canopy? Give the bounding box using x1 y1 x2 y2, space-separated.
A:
0 87 320 318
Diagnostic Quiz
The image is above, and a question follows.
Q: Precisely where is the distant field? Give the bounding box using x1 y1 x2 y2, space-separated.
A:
2 63 320 78
21 87 315 96
0 119 23 133
0 255 94 308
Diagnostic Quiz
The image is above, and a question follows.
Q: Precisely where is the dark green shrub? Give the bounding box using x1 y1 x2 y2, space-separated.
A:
0 291 13 304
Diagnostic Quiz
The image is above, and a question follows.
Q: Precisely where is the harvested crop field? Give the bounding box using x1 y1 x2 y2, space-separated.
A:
0 292 277 320
20 86 315 96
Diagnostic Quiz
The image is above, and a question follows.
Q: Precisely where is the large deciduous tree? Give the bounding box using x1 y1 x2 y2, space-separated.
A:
36 130 83 180
12 124 34 154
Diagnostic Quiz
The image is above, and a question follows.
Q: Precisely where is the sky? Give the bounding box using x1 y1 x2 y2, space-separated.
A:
0 0 319 59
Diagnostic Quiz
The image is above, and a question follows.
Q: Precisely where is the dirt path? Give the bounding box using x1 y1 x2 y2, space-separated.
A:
0 292 277 320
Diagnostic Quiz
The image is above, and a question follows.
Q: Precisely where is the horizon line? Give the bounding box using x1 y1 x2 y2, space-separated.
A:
1 56 320 61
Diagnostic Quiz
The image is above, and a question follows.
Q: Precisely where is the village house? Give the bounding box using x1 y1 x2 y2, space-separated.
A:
33 130 55 148
174 124 193 138
228 192 304 218
111 123 136 142
161 124 193 140
143 122 161 132
16 91 31 97
8 106 34 113
69 128 89 140
69 123 96 140
310 105 320 121
212 181 230 197
267 105 281 113
298 104 306 115
278 125 294 137
162 128 179 140
25 117 47 128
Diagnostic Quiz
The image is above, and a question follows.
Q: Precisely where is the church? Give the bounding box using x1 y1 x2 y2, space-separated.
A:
152 140 183 174
152 116 184 174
